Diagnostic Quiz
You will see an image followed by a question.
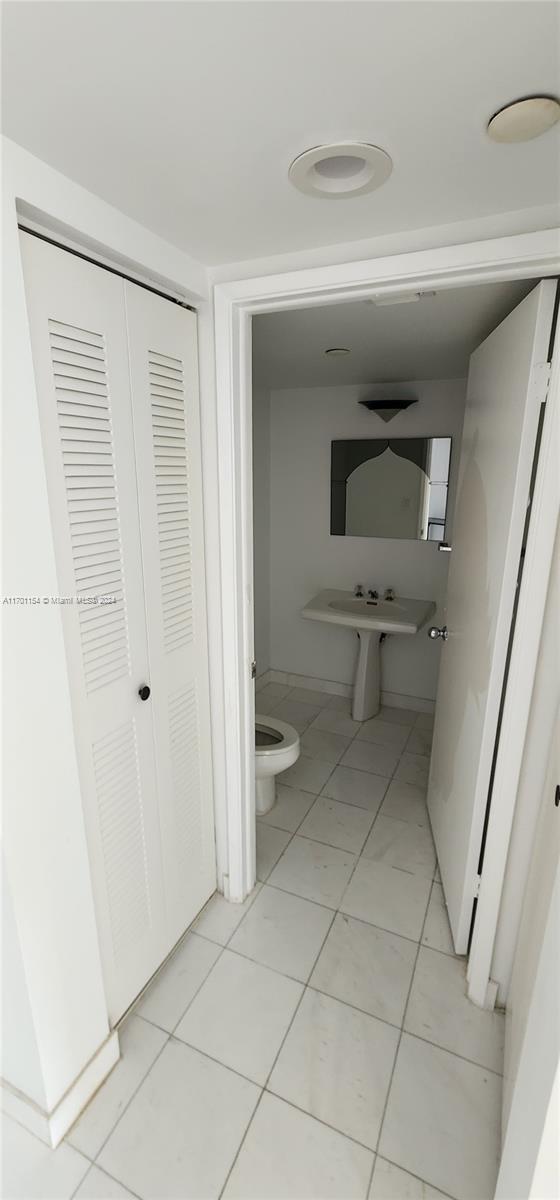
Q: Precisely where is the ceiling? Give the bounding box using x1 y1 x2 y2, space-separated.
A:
252 279 535 387
2 2 558 265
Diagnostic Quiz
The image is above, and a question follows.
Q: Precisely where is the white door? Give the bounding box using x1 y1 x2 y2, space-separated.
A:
20 233 216 1021
124 283 216 949
427 281 556 953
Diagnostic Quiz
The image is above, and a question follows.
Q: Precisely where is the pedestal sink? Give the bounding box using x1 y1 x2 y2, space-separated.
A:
301 589 436 721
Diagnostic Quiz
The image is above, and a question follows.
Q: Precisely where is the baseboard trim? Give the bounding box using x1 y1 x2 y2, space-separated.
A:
255 668 272 691
268 669 351 699
381 689 435 715
1 1030 120 1148
265 668 435 714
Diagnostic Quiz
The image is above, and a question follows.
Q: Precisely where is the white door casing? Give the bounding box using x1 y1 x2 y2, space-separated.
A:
427 281 556 953
124 283 216 950
20 233 215 1023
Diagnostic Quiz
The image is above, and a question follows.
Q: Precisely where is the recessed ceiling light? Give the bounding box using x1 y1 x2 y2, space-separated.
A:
289 142 393 198
487 96 560 142
325 347 351 357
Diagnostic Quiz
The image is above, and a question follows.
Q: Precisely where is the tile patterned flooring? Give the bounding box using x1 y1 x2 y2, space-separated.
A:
2 688 504 1200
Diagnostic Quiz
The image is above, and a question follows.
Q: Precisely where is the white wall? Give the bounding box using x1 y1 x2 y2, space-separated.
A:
210 205 560 285
252 385 271 675
496 723 560 1198
268 379 466 702
1 137 216 1128
1 861 46 1108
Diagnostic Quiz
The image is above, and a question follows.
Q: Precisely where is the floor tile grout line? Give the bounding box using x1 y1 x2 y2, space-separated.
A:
255 877 342 917
216 1088 266 1200
374 1153 455 1199
296 982 405 1037
81 894 251 1169
140 934 229 1039
274 700 431 873
398 1029 505 1079
67 1160 91 1200
238 877 439 951
66 700 437 1198
263 1086 379 1157
217 900 339 1199
86 1032 172 1168
260 683 433 731
281 827 373 859
74 711 465 1200
256 747 345 886
193 869 264 942
2 1113 94 1168
323 727 418 917
87 1027 264 1199
136 982 503 1080
220 708 432 1198
69 1160 144 1200
165 1031 270 1091
369 875 438 1192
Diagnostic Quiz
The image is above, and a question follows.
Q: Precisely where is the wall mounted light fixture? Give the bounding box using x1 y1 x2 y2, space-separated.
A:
359 397 418 423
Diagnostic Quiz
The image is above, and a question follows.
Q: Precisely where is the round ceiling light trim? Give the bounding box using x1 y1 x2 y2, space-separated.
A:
289 142 393 198
487 96 560 142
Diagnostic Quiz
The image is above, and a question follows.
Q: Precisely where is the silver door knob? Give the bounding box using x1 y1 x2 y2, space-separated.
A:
428 625 448 641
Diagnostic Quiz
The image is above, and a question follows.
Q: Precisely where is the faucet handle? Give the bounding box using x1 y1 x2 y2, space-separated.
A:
354 583 364 598
384 587 395 601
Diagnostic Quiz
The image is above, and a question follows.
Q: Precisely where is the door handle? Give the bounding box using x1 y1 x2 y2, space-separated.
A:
428 625 448 641
138 684 151 701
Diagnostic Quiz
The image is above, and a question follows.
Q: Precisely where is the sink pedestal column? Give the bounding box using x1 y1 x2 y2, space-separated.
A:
352 630 382 721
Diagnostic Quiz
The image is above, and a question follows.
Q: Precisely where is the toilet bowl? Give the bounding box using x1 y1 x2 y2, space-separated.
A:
255 713 300 815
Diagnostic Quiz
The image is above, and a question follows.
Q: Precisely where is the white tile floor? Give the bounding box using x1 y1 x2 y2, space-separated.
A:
2 690 504 1200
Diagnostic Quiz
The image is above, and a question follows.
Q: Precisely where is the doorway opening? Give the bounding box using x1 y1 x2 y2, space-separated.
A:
251 274 546 952
212 232 559 1015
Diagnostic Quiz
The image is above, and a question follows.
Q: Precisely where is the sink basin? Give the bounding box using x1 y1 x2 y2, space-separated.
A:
302 590 435 636
301 590 436 720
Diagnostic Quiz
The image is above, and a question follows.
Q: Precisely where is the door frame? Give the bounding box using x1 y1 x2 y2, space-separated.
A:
213 228 560 1002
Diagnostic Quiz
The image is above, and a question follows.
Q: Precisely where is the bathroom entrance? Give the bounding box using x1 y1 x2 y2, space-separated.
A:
233 246 559 1011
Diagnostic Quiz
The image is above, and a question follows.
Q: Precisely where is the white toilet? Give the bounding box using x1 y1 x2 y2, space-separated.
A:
255 714 300 815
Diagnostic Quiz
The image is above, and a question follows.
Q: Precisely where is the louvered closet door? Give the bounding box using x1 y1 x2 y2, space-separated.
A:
124 284 215 947
20 234 167 1023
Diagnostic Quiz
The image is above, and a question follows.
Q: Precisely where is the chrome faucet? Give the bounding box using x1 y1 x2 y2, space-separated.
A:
368 589 379 600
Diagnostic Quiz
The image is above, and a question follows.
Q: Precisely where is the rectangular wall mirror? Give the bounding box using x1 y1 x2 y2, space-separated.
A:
330 437 452 541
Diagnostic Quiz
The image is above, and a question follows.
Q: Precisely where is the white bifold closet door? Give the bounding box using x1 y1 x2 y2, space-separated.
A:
20 233 216 1024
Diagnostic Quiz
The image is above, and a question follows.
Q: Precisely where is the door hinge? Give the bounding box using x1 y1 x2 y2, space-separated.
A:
533 362 551 407
474 875 481 899
251 659 257 679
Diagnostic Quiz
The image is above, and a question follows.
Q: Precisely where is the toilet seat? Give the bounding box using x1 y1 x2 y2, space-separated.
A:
255 714 299 757
254 713 300 815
